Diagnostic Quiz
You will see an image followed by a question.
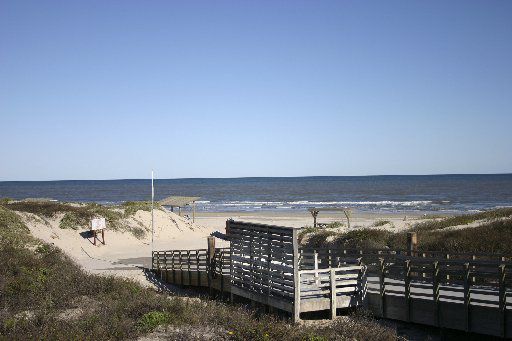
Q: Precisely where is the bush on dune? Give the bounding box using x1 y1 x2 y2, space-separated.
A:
412 207 512 232
300 209 512 255
122 201 162 217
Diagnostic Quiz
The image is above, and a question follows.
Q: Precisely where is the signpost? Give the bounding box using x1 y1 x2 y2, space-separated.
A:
90 217 106 246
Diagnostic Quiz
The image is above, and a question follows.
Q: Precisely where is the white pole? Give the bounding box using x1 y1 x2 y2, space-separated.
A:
151 170 154 254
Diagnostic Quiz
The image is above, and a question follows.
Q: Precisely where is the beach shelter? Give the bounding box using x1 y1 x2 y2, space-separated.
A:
159 196 200 222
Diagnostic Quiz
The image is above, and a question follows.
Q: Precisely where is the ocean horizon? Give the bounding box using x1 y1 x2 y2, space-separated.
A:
1 174 511 213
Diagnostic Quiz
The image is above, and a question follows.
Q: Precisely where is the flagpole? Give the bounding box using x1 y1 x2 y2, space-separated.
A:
151 170 154 255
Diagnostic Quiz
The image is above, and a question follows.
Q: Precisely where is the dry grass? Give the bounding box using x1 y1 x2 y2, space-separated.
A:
301 208 512 255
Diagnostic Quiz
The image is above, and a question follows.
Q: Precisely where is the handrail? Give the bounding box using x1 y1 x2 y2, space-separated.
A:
299 247 512 259
299 266 362 275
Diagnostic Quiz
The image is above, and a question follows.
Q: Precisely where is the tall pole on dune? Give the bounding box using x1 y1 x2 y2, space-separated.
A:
151 170 155 255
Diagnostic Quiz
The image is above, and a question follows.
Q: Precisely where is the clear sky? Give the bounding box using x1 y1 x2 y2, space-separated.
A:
1 1 511 180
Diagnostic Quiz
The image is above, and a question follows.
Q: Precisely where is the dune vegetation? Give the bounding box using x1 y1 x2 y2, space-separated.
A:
300 208 512 254
0 200 165 238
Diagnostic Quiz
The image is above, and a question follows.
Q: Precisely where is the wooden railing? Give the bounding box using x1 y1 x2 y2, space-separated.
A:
152 241 511 337
298 265 366 318
152 247 230 289
301 246 512 337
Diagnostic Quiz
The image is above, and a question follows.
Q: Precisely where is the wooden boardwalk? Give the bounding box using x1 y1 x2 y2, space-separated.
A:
152 220 512 338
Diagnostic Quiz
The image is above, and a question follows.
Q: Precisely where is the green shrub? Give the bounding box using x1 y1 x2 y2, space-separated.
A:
326 221 345 229
298 226 316 243
0 197 12 204
123 201 161 217
137 311 172 332
372 220 391 227
59 212 84 230
413 207 512 232
306 230 338 248
0 206 32 246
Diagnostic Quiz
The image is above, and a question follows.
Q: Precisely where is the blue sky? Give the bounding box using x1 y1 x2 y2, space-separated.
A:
1 1 511 180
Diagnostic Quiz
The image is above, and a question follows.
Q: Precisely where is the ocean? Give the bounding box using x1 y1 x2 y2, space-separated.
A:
1 174 511 213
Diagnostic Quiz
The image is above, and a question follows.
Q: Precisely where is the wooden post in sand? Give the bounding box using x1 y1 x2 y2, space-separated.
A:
311 210 319 228
407 232 417 257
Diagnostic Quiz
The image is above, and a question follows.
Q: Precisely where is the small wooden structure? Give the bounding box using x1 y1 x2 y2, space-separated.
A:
90 217 106 246
308 207 352 228
159 196 200 222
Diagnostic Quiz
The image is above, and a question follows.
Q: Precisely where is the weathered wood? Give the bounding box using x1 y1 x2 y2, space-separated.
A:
404 260 411 322
293 228 300 322
432 261 440 327
499 264 506 337
407 232 417 257
379 258 386 317
207 236 216 295
463 262 471 332
330 268 336 319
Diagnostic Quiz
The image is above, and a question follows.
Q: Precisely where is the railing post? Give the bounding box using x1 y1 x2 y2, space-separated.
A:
463 262 471 332
330 268 337 320
407 232 417 257
445 254 450 281
314 250 319 285
156 251 160 276
357 257 365 306
404 260 411 322
293 229 301 323
499 264 506 338
196 250 201 286
207 236 216 296
471 255 476 283
187 250 192 286
379 258 386 317
172 250 176 284
220 250 225 296
151 250 155 271
432 261 440 327
163 251 167 282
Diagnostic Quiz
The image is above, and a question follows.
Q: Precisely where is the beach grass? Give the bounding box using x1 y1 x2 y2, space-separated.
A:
122 201 162 217
0 200 162 237
301 208 512 254
371 220 392 227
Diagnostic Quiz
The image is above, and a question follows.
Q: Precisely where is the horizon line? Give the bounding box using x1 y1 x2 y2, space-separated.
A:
1 172 512 183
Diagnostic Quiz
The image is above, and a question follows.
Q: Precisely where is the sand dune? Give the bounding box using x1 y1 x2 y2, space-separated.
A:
18 208 228 286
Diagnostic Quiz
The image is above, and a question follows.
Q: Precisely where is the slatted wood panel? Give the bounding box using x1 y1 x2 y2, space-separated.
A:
229 220 296 305
298 266 366 314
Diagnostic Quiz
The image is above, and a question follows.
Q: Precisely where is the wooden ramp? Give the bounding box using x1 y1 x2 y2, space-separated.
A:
152 220 512 338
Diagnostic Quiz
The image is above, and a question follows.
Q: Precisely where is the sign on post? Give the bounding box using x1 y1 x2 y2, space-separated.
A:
89 217 106 245
90 217 106 231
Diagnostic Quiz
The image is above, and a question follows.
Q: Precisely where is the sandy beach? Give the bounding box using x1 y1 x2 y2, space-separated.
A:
17 206 432 288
